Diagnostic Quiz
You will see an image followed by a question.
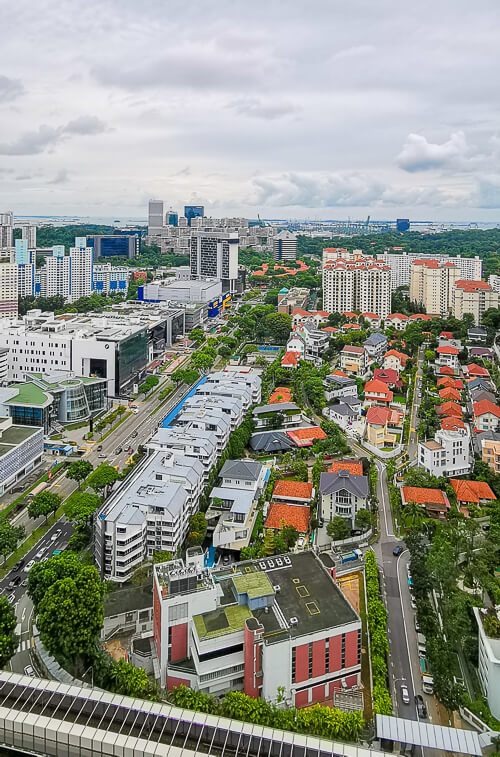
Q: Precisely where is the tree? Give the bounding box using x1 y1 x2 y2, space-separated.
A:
355 509 373 531
153 550 173 564
28 491 61 523
290 459 308 482
110 658 155 698
218 345 231 358
37 565 104 672
0 520 25 565
403 500 425 531
190 328 205 345
265 312 292 344
187 512 207 546
172 367 199 384
64 492 102 529
66 460 93 490
87 463 120 494
327 517 351 541
27 551 85 610
0 596 18 667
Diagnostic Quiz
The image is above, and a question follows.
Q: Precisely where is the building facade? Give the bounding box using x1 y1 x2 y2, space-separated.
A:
273 230 298 262
418 426 472 478
409 260 460 316
452 280 498 325
190 231 239 293
322 260 391 318
378 250 482 290
0 418 44 496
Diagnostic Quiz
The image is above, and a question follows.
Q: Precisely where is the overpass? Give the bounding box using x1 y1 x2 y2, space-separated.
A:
0 671 387 757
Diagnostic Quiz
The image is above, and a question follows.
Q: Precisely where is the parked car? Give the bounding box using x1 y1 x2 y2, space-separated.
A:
115 447 122 455
98 453 106 458
13 559 25 571
21 579 28 587
132 431 138 438
410 596 417 610
415 694 428 719
127 447 133 454
393 545 403 556
50 529 62 542
222 554 230 565
23 560 35 573
297 536 305 549
24 666 35 677
400 684 410 704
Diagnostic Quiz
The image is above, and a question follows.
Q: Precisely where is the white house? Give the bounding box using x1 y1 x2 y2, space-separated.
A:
318 468 369 525
363 332 388 362
418 426 472 478
325 397 362 430
324 373 358 401
474 607 500 719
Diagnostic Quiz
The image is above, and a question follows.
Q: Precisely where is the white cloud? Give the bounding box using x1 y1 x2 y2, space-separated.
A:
250 171 384 207
0 75 24 102
228 97 300 120
0 118 107 156
397 131 469 172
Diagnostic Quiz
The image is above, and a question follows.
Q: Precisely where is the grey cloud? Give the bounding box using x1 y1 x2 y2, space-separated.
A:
0 75 24 102
49 168 70 184
250 171 384 207
397 131 469 172
0 117 107 155
229 97 300 120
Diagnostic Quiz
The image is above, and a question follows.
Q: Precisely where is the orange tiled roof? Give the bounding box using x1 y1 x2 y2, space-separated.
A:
365 379 392 396
450 479 496 504
473 399 500 419
441 417 466 431
455 280 492 291
330 369 349 378
436 345 459 355
439 366 454 375
437 377 463 389
437 401 463 418
329 460 363 475
268 387 293 404
387 313 409 320
281 351 300 366
286 427 327 447
402 487 448 506
410 313 432 320
265 503 310 533
384 349 408 363
439 387 461 401
272 480 313 500
466 363 490 377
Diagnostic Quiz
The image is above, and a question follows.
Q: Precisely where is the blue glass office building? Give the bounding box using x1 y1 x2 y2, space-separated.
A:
184 205 204 226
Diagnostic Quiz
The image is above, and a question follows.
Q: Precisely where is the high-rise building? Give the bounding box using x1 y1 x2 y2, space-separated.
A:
20 224 36 248
87 234 137 259
15 240 36 298
0 213 13 250
409 259 459 316
190 231 239 292
273 230 298 262
396 218 410 232
452 280 499 325
92 264 129 295
322 260 391 318
184 205 204 226
0 248 18 318
167 210 178 226
39 246 71 300
377 250 482 290
148 200 164 235
69 238 93 302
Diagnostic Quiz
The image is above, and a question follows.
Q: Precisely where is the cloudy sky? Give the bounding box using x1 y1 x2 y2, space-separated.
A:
2 0 500 221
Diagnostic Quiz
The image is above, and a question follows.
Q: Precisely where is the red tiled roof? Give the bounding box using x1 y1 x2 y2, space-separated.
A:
439 366 454 375
366 406 391 424
437 401 463 418
402 487 448 506
441 417 466 431
341 312 359 320
387 313 409 320
473 399 500 419
265 503 310 533
455 279 492 291
361 312 379 319
437 377 463 390
321 326 338 333
330 369 349 378
384 349 408 364
365 379 392 396
410 313 432 320
412 259 440 268
329 460 363 475
314 310 330 317
343 323 361 329
374 368 399 384
272 480 313 500
342 345 364 354
439 331 453 338
281 351 300 366
286 427 327 447
439 387 461 401
268 387 293 404
466 363 490 377
436 345 459 355
450 479 496 504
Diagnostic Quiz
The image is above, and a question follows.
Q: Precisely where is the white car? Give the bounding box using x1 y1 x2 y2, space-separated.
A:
50 530 62 543
23 560 35 573
400 684 410 704
35 548 46 560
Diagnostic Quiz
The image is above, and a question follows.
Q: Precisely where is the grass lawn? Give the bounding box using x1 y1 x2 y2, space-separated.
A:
392 395 407 404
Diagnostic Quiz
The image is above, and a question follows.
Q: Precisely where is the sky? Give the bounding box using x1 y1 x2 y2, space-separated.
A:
2 0 500 221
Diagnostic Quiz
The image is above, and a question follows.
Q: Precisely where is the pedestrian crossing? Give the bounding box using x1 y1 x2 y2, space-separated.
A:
17 640 30 653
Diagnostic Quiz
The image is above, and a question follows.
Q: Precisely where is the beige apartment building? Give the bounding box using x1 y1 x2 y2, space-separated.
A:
452 280 498 325
323 260 391 318
409 259 459 316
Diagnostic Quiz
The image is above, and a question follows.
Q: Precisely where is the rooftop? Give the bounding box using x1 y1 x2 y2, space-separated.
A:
5 383 52 407
450 479 496 504
265 503 310 533
401 487 449 507
319 470 369 498
232 571 275 600
193 604 252 641
328 460 363 475
219 459 263 482
436 345 459 355
286 427 326 446
474 399 500 419
272 480 313 500
342 345 364 354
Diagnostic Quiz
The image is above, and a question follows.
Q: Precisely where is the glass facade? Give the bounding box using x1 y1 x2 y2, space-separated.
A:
184 205 204 226
116 330 148 394
9 406 46 432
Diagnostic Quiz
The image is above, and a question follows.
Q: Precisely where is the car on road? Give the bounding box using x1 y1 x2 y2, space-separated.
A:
8 576 21 589
98 453 106 458
132 409 139 414
415 694 428 718
7 578 16 589
24 666 35 677
24 560 35 573
393 545 403 556
7 593 15 604
35 547 47 559
115 447 122 455
13 559 25 571
410 596 417 610
132 431 138 438
50 529 62 542
400 684 410 704
97 445 103 452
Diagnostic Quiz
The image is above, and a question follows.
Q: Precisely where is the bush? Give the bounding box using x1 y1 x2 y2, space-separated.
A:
365 551 392 715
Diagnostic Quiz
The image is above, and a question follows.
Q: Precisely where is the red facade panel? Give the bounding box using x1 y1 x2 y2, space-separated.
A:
153 583 161 661
170 622 188 662
346 674 358 688
243 622 259 698
295 689 309 708
329 634 342 672
294 644 309 683
312 684 325 702
166 676 190 692
312 639 326 678
345 630 359 668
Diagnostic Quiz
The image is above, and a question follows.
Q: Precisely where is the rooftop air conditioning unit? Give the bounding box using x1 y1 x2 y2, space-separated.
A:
273 585 281 593
290 617 298 626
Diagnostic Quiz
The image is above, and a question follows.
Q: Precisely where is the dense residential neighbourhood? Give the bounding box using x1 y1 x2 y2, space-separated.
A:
3 217 500 756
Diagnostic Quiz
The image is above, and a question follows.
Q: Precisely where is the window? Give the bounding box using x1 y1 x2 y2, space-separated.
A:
169 603 188 622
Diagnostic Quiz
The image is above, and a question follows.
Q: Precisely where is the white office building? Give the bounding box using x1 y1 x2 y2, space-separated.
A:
273 230 298 262
377 250 482 290
190 231 239 293
140 278 222 304
148 199 164 236
418 426 472 478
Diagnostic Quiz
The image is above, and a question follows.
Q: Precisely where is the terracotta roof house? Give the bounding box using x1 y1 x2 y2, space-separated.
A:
364 379 393 405
272 480 313 505
436 345 459 370
437 377 463 390
473 400 500 432
450 479 496 507
439 331 454 340
439 366 455 376
436 345 459 355
365 406 404 449
387 313 409 330
340 345 367 375
436 401 463 419
268 387 293 404
401 486 451 519
321 327 338 333
373 368 401 389
265 503 310 534
281 351 300 368
341 312 359 320
383 349 409 371
328 460 364 476
286 427 327 447
441 417 466 431
439 387 461 402
464 364 491 379
410 313 432 321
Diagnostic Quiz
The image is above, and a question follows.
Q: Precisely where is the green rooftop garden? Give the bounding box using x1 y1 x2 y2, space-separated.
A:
232 570 274 599
193 604 252 640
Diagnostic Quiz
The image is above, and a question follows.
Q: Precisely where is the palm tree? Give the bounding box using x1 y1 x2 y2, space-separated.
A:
404 500 425 531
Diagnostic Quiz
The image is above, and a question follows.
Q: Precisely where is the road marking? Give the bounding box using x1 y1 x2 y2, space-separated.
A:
396 550 422 730
16 639 30 652
21 608 26 623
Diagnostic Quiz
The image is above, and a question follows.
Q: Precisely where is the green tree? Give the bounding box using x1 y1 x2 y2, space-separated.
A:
27 551 85 610
190 328 205 345
0 520 25 565
66 460 93 489
265 312 292 344
87 463 120 494
28 491 61 523
187 512 207 546
289 458 308 481
110 658 155 698
0 596 18 667
153 550 173 564
172 367 199 384
37 565 104 672
355 509 373 531
64 492 102 529
403 500 425 531
327 517 351 541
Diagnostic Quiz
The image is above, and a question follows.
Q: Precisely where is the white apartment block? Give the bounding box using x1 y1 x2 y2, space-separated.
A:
0 212 13 249
38 239 93 303
488 274 500 293
0 259 18 319
418 426 472 478
190 231 239 293
273 230 298 262
69 237 93 301
201 370 262 406
15 240 35 299
323 260 391 318
174 406 231 456
92 264 129 295
452 281 499 326
183 394 244 431
474 607 500 720
147 427 218 483
378 250 482 290
409 260 459 316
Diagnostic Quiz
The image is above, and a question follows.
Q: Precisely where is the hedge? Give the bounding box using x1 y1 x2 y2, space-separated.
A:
365 551 392 715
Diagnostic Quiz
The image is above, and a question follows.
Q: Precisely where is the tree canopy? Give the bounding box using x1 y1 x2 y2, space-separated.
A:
28 491 61 523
